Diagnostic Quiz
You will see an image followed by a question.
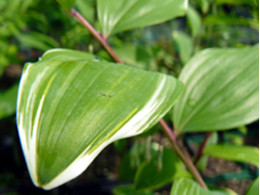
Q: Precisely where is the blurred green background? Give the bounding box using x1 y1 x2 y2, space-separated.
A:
0 0 258 194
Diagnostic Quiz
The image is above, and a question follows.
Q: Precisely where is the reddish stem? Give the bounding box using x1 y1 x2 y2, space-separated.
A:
159 120 208 189
70 9 123 64
193 132 213 165
70 8 207 189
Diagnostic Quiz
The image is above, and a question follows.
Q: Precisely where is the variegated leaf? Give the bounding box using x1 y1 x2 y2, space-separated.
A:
173 45 259 133
17 49 183 189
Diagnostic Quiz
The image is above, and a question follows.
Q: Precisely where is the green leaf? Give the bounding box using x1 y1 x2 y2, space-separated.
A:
97 0 188 38
16 49 183 190
40 48 95 61
204 145 259 167
204 16 259 29
75 0 95 22
197 0 210 14
246 177 259 195
0 84 19 120
113 139 127 153
215 0 256 6
171 178 235 195
172 31 193 64
114 44 152 69
118 141 158 181
186 6 202 37
0 55 9 76
56 0 76 10
17 32 59 51
173 45 259 133
134 147 191 191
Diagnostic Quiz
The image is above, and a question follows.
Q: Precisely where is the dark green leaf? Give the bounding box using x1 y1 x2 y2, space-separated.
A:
118 141 159 181
215 0 256 6
134 147 191 191
0 84 18 120
204 16 259 29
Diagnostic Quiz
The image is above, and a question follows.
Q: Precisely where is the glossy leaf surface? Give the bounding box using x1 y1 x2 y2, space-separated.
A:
204 145 259 167
171 178 235 195
97 0 188 38
16 49 183 189
173 45 259 133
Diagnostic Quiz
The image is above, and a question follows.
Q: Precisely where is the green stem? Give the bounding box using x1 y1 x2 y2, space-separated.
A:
70 8 207 189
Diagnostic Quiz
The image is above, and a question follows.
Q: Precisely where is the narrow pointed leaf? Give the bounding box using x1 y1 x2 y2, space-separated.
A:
197 0 210 14
17 32 59 51
172 31 193 64
171 178 236 195
97 0 188 38
173 45 259 133
16 49 183 190
204 145 259 167
186 5 202 37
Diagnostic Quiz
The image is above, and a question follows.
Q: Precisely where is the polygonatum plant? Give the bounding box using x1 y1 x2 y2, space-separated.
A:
16 49 183 189
15 0 259 193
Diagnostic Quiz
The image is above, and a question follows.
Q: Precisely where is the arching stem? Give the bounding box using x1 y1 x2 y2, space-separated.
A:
70 8 208 189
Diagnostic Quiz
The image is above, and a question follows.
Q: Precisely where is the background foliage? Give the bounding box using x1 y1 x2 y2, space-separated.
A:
0 0 258 194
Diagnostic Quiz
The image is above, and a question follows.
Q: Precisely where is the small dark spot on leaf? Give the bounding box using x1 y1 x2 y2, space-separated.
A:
99 92 112 98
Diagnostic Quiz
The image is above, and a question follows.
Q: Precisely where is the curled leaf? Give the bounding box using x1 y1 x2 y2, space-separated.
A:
16 49 183 189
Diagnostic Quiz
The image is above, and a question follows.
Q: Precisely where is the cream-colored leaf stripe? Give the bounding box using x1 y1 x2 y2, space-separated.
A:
173 45 259 132
16 49 183 189
42 77 170 189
